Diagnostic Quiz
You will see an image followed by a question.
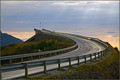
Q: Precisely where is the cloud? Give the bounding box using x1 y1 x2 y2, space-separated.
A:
52 1 117 6
52 1 87 6
52 1 118 7
5 31 34 41
107 31 116 33
106 35 113 38
16 21 25 23
90 1 116 5
104 35 119 50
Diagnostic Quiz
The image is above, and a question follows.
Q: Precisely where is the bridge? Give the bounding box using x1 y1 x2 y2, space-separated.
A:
0 29 109 80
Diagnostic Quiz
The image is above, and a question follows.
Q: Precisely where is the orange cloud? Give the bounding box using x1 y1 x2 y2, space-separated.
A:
5 32 34 41
99 35 119 50
106 35 113 38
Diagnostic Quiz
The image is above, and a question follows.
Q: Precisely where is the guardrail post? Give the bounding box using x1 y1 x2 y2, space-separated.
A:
21 57 23 62
101 51 102 57
84 55 86 63
44 60 46 74
10 59 12 64
77 57 80 65
90 54 92 61
58 59 60 69
102 51 104 55
94 53 96 60
99 52 100 58
69 58 71 66
100 52 102 58
24 62 28 78
98 52 100 58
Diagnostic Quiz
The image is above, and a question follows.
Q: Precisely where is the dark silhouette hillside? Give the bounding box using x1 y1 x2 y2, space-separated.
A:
0 31 24 46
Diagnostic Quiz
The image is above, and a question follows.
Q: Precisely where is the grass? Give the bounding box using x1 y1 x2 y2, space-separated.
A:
25 32 75 44
57 68 65 71
28 42 119 79
1 40 74 56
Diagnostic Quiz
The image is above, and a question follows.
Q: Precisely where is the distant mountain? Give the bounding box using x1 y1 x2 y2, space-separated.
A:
0 31 24 46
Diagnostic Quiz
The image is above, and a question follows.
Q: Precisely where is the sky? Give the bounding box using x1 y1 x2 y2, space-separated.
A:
1 1 119 49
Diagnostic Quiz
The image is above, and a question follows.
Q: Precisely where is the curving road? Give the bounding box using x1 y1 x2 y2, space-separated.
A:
2 32 105 80
27 33 105 62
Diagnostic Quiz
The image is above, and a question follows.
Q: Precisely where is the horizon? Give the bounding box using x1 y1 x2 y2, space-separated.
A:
1 1 119 49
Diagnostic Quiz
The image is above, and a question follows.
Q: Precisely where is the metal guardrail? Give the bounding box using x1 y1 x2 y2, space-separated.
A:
1 37 109 79
2 50 109 79
0 44 78 61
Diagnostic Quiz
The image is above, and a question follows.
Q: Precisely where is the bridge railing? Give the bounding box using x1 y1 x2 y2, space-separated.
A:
0 44 78 64
1 49 109 79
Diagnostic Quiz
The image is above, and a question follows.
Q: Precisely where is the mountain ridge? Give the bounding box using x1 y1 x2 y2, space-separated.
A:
0 31 24 46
